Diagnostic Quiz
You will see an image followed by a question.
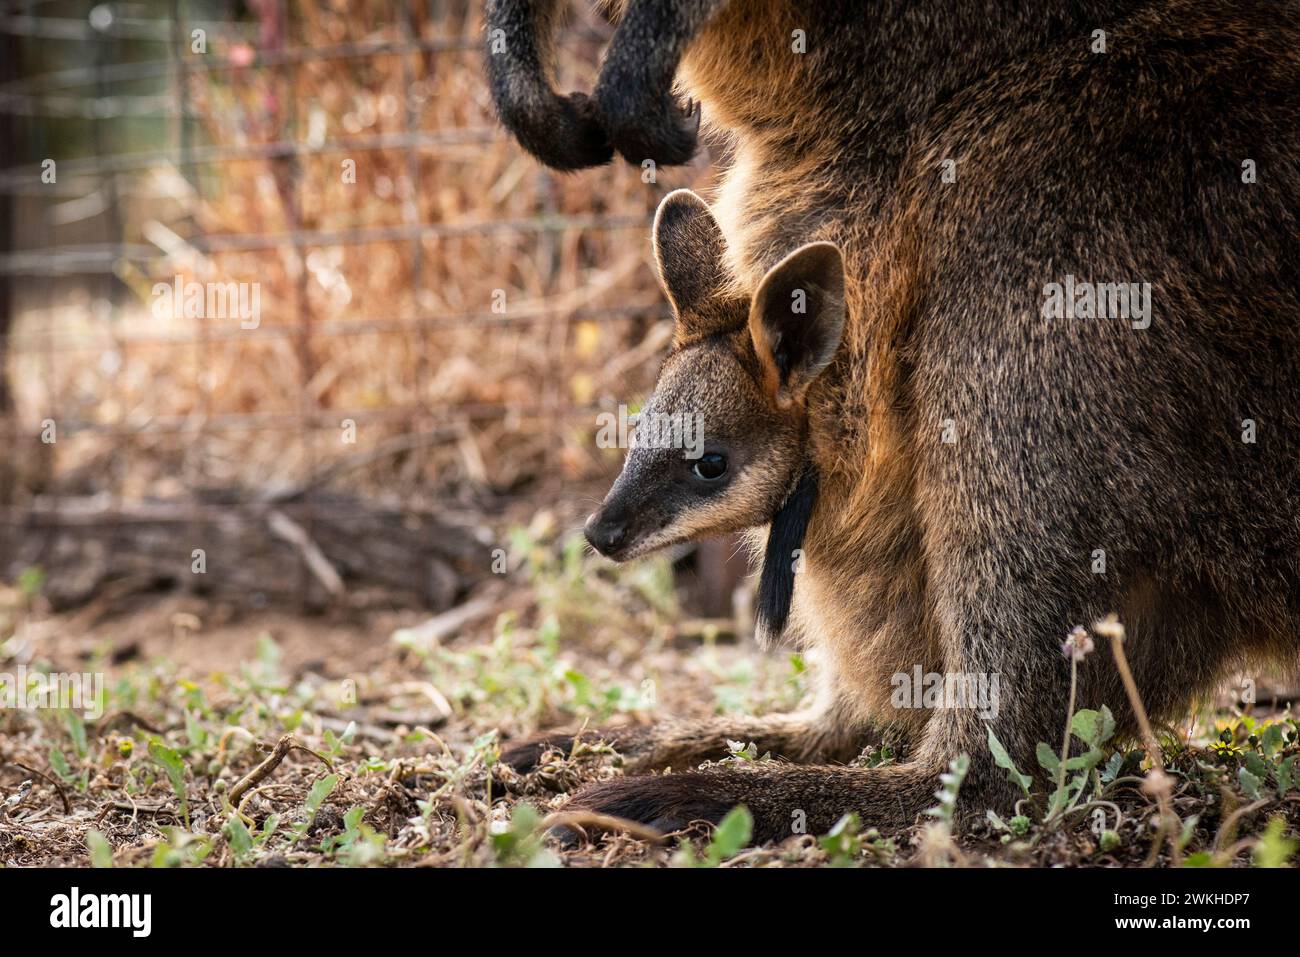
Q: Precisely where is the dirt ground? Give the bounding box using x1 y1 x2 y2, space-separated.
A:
1 539 1297 868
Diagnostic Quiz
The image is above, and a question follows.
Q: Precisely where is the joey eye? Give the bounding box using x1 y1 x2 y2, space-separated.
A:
692 452 728 481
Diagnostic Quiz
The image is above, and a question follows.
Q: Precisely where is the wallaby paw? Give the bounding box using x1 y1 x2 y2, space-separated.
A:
555 772 736 844
597 89 701 168
495 89 613 172
497 733 577 773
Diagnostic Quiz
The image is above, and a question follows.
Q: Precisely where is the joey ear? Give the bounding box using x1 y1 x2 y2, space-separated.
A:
749 242 846 409
653 189 730 336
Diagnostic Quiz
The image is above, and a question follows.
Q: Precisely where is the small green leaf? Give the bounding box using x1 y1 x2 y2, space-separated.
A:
184 710 208 749
65 711 88 758
1253 816 1296 868
1070 709 1102 747
726 740 761 761
987 727 1032 796
1260 723 1284 758
1063 747 1106 772
1036 742 1060 775
259 813 281 844
818 812 863 866
224 816 254 856
1276 756 1295 796
148 740 189 826
470 730 499 761
706 806 753 864
17 566 45 598
48 747 72 782
1100 751 1126 783
1243 751 1269 781
925 753 969 825
564 668 592 703
148 743 186 790
86 830 114 868
342 805 366 833
1070 707 1114 749
491 802 556 868
1238 766 1262 800
303 773 339 823
1097 705 1116 744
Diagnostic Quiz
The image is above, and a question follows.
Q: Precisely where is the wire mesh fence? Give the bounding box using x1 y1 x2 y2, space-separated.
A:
0 0 716 610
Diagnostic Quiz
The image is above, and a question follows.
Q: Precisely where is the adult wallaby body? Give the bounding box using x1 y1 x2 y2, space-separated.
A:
490 0 1300 842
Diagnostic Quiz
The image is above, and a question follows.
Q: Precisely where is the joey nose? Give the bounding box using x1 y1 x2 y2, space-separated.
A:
585 511 628 558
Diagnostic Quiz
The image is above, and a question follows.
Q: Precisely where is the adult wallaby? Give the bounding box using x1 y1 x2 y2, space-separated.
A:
492 1 1300 843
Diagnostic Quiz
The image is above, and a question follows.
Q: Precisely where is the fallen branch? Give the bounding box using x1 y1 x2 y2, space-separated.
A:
9 761 71 815
267 509 345 597
226 734 295 807
392 592 501 647
0 492 488 611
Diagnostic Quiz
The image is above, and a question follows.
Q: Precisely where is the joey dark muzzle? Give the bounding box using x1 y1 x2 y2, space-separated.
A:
583 453 676 561
584 506 630 559
584 489 661 560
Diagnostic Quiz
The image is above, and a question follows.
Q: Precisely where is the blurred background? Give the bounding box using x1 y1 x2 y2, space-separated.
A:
0 0 750 622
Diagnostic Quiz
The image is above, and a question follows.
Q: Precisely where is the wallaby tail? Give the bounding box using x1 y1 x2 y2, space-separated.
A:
483 0 613 170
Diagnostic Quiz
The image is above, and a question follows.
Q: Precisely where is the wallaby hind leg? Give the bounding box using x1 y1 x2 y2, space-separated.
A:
500 704 878 774
555 620 1053 844
559 558 1092 841
564 761 939 844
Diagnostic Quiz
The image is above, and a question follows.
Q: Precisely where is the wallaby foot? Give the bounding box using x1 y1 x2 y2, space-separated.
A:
560 761 943 844
499 709 875 775
492 88 613 172
596 85 701 167
587 0 719 167
498 730 601 773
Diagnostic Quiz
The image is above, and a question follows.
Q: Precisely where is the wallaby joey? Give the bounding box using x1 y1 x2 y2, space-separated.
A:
494 1 1300 844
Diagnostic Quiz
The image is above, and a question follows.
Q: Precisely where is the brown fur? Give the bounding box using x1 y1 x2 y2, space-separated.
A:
501 706 869 777
496 0 1300 843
